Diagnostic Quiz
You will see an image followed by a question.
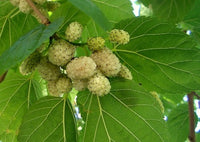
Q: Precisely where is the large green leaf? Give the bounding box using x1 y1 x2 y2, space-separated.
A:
0 18 64 75
68 0 111 30
150 0 195 22
114 17 200 94
77 79 167 142
82 0 134 39
0 71 41 141
0 0 38 55
18 97 77 142
167 103 198 142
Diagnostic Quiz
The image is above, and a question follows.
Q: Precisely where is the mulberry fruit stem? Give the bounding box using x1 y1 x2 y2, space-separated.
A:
25 0 50 25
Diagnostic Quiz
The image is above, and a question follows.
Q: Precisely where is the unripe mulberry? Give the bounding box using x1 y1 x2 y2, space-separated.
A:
48 39 76 66
72 79 88 91
88 74 111 96
66 56 96 80
10 0 20 6
65 22 83 42
109 29 130 44
119 65 132 80
56 76 72 94
19 51 41 75
150 91 164 113
47 80 60 97
87 37 105 51
37 57 61 81
91 48 121 77
19 0 32 14
33 0 46 4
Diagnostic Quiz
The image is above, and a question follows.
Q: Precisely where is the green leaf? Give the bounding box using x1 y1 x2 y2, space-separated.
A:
92 0 134 25
0 18 64 75
114 17 200 94
0 0 38 55
68 0 111 30
0 71 41 141
184 0 200 27
150 0 195 22
77 79 167 142
167 103 198 142
50 2 90 35
82 0 134 39
18 97 77 142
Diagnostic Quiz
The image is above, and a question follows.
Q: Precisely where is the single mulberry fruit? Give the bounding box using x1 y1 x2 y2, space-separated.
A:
88 74 111 96
150 91 164 113
19 0 32 14
87 37 105 51
109 29 130 44
65 22 83 42
19 51 41 75
37 57 61 81
48 39 76 66
66 56 96 80
56 76 72 94
119 65 132 80
47 80 60 97
10 0 20 6
91 48 121 77
72 79 88 91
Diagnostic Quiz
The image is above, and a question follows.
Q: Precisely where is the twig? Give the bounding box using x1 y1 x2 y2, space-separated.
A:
25 0 50 25
187 92 196 142
0 71 8 83
193 93 200 100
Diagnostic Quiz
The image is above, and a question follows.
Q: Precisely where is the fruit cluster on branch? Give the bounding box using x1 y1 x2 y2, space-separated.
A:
15 0 132 97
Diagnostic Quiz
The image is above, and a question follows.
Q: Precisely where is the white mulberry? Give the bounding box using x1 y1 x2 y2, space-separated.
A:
88 74 111 96
19 0 32 14
48 39 76 66
72 79 88 91
109 29 130 44
150 91 164 113
66 56 96 80
87 37 105 51
119 65 132 80
91 48 121 77
65 22 83 42
47 80 60 97
56 76 72 94
37 57 61 81
19 51 41 75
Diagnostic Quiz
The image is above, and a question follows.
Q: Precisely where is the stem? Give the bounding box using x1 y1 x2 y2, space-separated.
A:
187 92 196 142
25 0 50 25
0 71 8 83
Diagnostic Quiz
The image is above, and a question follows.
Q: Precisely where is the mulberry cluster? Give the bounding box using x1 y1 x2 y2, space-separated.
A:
19 21 132 97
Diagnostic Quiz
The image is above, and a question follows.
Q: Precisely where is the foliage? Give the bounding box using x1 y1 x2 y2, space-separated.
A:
0 0 200 142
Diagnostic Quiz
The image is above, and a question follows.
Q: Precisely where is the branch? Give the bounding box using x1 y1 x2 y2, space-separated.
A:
0 71 8 83
25 0 50 25
187 92 196 142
